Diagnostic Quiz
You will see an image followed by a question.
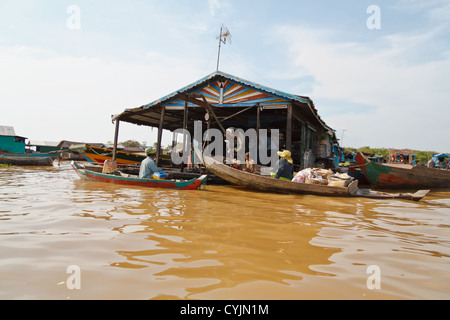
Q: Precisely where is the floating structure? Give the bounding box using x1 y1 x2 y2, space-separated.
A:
387 149 416 165
111 71 340 171
27 140 60 154
0 126 27 154
0 126 57 166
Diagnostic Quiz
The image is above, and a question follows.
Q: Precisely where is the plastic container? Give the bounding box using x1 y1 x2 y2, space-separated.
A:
152 171 168 180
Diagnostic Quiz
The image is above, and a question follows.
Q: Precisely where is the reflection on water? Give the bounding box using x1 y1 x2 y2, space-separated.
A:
0 163 449 299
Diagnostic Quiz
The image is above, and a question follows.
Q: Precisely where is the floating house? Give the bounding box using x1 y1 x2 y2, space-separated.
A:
0 126 27 154
28 140 60 153
112 71 339 170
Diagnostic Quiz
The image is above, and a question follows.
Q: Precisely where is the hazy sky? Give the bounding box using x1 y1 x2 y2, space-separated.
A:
1 0 449 151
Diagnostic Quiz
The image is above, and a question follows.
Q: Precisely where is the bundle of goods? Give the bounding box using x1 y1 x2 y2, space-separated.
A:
292 168 353 187
327 172 354 187
153 171 168 180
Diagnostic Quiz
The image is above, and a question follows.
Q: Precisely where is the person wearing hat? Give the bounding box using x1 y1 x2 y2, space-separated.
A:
139 148 161 179
272 150 293 181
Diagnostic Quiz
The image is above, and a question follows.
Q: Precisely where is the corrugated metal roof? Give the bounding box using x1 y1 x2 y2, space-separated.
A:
0 126 16 136
140 71 310 110
114 71 334 133
28 140 59 147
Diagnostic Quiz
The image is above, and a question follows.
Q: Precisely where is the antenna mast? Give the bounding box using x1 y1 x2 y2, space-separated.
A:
216 25 232 71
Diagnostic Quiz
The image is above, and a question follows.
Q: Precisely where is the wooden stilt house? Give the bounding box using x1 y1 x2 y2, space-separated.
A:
112 71 339 170
0 126 27 154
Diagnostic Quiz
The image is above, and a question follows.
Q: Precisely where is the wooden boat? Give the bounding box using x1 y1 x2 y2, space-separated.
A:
0 151 58 159
83 145 145 165
355 152 450 189
83 145 172 167
71 161 207 190
196 149 429 201
0 155 54 166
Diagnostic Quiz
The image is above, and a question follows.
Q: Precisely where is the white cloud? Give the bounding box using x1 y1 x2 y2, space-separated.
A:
275 26 450 151
208 0 222 17
0 46 207 145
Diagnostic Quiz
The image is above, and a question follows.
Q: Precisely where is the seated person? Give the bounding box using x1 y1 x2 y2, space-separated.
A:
139 148 161 179
272 150 293 180
243 152 255 173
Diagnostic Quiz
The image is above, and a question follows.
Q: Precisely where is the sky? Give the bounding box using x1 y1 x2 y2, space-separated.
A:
1 0 449 151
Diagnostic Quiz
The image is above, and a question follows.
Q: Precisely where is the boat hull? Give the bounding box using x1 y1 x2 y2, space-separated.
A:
197 148 358 196
0 155 54 166
197 149 429 201
0 152 57 158
206 161 359 196
83 145 172 167
355 152 450 189
71 161 206 190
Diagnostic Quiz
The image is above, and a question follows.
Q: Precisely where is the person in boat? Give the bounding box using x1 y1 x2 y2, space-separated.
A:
271 150 293 181
427 158 436 168
438 157 448 169
243 152 255 173
224 127 244 166
139 148 161 179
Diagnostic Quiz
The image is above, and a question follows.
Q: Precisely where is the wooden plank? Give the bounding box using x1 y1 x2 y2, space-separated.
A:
257 106 260 163
300 122 306 169
219 106 253 123
286 103 292 151
179 93 226 135
199 94 226 135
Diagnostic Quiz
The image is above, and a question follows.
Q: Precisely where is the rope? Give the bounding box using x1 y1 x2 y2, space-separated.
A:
88 146 112 157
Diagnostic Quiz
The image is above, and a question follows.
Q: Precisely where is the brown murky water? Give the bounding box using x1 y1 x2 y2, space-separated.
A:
1 162 449 300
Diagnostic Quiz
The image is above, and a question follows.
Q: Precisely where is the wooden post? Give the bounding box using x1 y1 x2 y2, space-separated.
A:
286 104 292 152
179 92 226 135
156 106 165 166
301 122 306 169
256 105 260 164
171 131 177 150
306 126 311 149
183 100 188 142
112 119 120 162
181 101 188 172
199 95 226 135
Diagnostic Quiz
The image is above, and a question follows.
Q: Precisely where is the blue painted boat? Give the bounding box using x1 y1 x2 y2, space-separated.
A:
71 161 207 190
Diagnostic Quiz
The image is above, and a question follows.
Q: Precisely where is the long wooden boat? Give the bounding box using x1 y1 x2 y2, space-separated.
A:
196 149 429 201
83 145 172 167
0 155 54 166
71 161 207 190
355 152 450 189
0 151 58 159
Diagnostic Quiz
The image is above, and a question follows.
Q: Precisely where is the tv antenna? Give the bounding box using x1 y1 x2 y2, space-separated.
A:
341 129 347 146
216 25 232 71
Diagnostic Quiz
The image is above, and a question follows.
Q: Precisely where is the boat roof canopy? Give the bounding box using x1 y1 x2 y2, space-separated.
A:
434 153 448 158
